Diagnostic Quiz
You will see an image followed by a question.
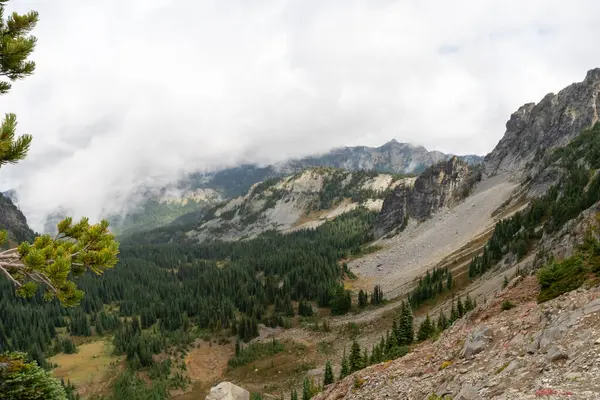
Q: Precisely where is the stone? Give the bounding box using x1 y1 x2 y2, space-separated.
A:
205 382 250 400
455 384 479 400
547 346 568 362
565 372 582 380
583 298 600 315
527 332 542 354
463 327 492 358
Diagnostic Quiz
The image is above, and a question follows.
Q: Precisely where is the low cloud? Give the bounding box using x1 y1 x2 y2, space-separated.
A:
1 0 599 231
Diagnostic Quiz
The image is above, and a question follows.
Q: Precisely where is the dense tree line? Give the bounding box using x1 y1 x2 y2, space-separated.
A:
1 208 376 367
469 122 600 279
408 267 453 309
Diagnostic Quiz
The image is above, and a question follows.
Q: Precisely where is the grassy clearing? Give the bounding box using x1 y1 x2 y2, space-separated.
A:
49 338 123 398
223 339 315 396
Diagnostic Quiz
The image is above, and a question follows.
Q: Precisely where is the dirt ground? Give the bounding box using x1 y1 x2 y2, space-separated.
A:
174 340 234 399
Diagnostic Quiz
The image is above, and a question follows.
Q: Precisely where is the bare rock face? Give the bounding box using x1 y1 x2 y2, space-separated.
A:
484 68 600 179
0 192 35 243
205 382 249 400
374 157 477 238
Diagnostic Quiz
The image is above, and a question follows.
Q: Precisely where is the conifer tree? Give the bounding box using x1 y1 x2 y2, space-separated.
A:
464 294 474 311
397 301 414 346
392 318 400 345
450 296 458 322
371 284 384 305
417 314 434 341
339 349 349 379
446 273 453 290
95 318 104 336
0 351 67 399
0 1 119 307
358 289 368 308
349 339 362 373
323 360 334 385
0 1 37 167
457 296 465 317
436 310 448 332
302 377 311 400
235 339 241 357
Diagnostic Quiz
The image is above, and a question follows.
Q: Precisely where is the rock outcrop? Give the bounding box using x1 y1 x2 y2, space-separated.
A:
484 68 600 179
374 157 478 239
205 382 250 400
0 192 35 244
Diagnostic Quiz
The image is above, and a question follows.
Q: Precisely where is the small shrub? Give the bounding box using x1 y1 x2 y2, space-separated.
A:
428 394 453 400
440 360 453 370
501 300 515 311
353 376 365 389
495 362 510 374
537 255 589 303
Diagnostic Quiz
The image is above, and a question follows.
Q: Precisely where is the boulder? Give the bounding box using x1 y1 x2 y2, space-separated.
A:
463 327 492 358
205 382 250 400
455 384 479 400
547 345 568 362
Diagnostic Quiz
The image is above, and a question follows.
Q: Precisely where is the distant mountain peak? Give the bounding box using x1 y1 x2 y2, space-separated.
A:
378 139 422 150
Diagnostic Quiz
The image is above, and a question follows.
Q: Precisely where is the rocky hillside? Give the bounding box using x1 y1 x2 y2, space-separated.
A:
309 67 600 400
373 68 600 243
91 141 481 237
0 191 35 245
315 275 600 400
186 168 412 242
484 68 600 179
177 142 481 200
374 157 481 239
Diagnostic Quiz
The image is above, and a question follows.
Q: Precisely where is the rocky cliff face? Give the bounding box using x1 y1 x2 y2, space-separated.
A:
0 192 35 244
374 157 478 239
484 68 600 179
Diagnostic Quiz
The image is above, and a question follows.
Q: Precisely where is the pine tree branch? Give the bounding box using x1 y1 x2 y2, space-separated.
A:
25 270 58 294
0 263 21 287
0 247 18 256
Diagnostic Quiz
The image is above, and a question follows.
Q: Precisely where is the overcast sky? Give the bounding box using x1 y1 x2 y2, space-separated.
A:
1 0 600 231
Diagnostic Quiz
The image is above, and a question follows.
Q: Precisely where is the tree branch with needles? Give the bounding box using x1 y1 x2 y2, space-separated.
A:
0 217 119 307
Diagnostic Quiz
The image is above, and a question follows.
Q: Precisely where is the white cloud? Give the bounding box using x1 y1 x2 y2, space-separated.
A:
1 0 599 230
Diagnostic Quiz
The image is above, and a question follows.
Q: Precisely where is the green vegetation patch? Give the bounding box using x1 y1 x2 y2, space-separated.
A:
228 339 285 368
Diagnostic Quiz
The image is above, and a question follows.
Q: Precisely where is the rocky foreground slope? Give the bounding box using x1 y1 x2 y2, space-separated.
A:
315 276 600 400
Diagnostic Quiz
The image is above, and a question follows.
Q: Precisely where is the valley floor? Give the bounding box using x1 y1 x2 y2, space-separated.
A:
172 175 528 398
